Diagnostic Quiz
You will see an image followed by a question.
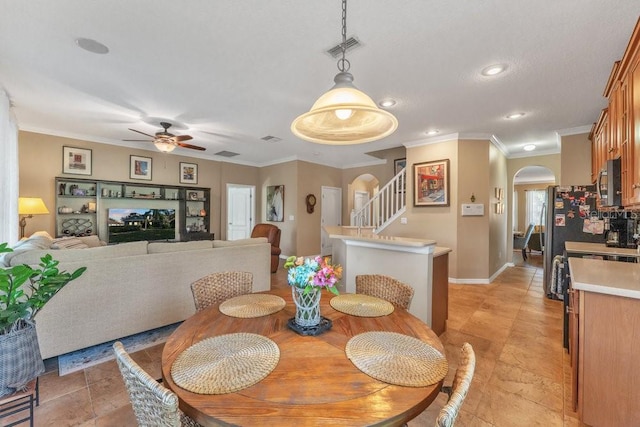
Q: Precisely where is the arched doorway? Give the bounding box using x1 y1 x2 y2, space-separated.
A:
347 174 379 225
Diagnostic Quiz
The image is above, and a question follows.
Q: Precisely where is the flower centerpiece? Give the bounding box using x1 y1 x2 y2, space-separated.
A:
284 255 341 329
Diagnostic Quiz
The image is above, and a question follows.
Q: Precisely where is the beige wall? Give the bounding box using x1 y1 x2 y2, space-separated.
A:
18 131 229 239
561 133 592 185
296 161 342 256
489 143 508 278
456 139 491 279
258 161 297 256
384 139 460 277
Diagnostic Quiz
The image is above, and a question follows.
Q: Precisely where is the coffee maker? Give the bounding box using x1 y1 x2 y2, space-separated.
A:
607 217 637 248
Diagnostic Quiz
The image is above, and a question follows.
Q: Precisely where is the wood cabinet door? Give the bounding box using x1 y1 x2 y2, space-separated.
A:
568 289 580 412
630 53 640 205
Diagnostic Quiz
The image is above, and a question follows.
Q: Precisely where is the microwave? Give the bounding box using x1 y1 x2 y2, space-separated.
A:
597 157 622 207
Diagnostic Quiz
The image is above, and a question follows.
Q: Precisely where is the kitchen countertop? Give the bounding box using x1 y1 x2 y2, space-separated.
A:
325 226 436 248
568 257 640 299
565 241 640 258
434 246 452 257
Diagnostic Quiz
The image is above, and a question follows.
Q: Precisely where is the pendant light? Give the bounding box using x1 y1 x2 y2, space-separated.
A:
291 0 398 145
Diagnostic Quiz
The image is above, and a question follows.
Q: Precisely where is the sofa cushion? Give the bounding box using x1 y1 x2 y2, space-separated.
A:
8 240 149 266
148 241 213 254
51 237 90 250
77 235 107 248
212 237 267 248
0 232 55 266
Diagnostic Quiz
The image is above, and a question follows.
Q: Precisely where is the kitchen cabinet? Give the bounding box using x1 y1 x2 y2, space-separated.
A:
55 177 212 242
567 258 640 426
592 17 640 207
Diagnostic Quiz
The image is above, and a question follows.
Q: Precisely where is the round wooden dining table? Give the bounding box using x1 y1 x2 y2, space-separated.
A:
161 287 446 426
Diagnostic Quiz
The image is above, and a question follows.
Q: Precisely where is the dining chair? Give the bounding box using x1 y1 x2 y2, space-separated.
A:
112 341 202 427
0 378 39 427
513 222 535 261
355 274 415 309
435 342 476 427
190 271 253 312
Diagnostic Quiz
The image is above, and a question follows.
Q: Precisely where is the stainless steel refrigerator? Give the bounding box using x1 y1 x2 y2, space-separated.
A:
542 185 605 298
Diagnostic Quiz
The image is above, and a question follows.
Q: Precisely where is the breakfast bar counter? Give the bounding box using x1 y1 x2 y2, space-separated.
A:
326 226 441 328
565 241 640 261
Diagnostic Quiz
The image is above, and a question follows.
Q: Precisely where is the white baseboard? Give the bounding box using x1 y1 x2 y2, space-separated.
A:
448 262 512 285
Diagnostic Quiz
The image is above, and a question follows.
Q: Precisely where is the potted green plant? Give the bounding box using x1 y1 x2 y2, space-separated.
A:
0 242 86 396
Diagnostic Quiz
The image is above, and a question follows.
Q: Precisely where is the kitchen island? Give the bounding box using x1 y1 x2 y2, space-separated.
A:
325 226 448 331
567 257 640 426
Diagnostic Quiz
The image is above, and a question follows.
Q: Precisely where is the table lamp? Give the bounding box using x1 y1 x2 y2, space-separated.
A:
18 197 49 238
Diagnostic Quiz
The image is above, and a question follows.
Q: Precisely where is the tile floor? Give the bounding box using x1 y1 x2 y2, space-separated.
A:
2 252 588 426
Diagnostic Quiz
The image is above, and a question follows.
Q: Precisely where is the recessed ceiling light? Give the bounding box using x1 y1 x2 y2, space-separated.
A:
379 99 397 108
506 112 525 119
75 38 109 54
481 64 507 76
426 130 439 136
523 144 536 151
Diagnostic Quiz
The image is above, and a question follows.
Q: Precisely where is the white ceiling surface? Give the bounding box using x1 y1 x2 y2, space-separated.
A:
513 166 556 185
1 1 638 168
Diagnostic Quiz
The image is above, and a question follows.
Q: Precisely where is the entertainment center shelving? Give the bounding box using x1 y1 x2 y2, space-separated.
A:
55 177 213 242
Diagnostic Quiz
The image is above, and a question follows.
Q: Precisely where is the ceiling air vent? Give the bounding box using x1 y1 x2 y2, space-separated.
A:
214 150 240 157
261 135 282 143
326 37 361 58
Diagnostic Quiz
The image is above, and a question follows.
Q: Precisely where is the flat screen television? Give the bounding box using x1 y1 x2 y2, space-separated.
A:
108 208 176 243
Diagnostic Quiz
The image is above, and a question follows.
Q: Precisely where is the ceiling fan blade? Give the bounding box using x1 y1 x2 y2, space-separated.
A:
123 139 152 142
177 142 206 151
128 128 155 138
174 135 193 142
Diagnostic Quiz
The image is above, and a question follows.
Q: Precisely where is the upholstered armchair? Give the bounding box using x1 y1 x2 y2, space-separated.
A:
251 224 282 273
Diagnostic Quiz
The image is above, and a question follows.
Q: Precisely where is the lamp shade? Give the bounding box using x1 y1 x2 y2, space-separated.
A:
291 72 398 145
154 140 176 153
18 197 49 215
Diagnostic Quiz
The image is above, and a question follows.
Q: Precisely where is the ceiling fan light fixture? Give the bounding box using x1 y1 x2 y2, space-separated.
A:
154 140 176 153
291 0 397 145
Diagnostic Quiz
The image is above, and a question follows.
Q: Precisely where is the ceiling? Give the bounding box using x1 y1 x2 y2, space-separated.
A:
1 1 638 169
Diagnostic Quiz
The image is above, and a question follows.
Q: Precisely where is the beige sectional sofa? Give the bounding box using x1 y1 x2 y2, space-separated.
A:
2 234 271 359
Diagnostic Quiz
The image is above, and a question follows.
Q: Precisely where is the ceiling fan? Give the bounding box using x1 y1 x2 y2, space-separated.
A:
124 122 206 152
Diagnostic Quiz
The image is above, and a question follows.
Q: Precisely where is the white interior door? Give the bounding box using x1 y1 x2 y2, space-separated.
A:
227 184 254 240
321 186 342 256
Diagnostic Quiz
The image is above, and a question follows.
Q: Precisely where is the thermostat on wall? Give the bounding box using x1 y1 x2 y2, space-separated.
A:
461 203 484 216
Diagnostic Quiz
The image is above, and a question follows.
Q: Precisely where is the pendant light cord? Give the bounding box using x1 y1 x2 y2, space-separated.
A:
337 0 350 73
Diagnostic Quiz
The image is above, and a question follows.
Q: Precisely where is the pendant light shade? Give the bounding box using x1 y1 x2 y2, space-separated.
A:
291 0 398 145
291 72 398 145
154 140 176 153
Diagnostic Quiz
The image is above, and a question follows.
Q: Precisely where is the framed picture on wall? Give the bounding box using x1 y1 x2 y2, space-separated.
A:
394 158 406 192
413 159 450 206
266 185 284 222
130 155 152 180
179 162 198 184
62 146 92 175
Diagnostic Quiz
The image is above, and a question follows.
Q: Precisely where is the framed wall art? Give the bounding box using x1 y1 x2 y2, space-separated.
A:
266 185 284 222
130 155 152 181
180 162 198 184
394 158 406 192
62 146 92 175
413 159 450 207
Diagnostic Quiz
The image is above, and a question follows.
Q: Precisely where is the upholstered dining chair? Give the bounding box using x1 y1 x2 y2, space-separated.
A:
513 222 535 261
190 271 253 312
112 341 202 427
250 223 282 273
435 342 476 427
355 274 415 309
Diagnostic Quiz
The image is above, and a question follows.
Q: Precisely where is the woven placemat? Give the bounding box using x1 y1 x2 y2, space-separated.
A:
219 294 286 318
345 331 448 387
171 333 280 394
330 294 394 317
